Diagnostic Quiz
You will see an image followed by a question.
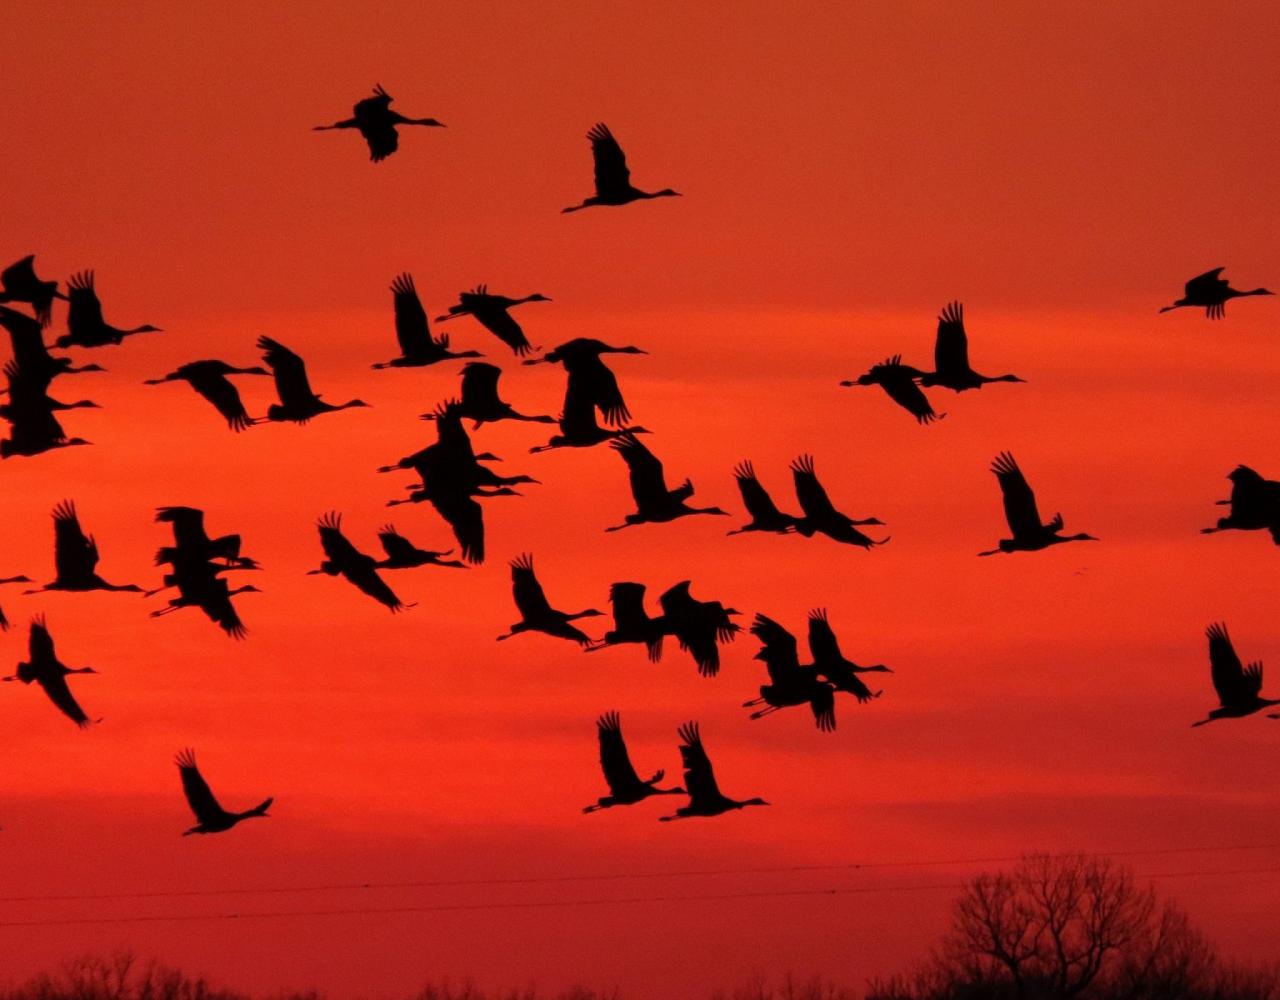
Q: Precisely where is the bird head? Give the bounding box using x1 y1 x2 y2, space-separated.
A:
244 366 272 376
526 294 552 303
654 189 681 199
1068 533 1099 543
624 426 653 435
136 325 163 333
741 797 770 808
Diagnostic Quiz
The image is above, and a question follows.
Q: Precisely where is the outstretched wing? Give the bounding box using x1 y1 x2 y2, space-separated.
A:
391 273 433 353
37 671 94 728
509 553 554 619
429 489 485 564
612 432 669 507
580 356 630 426
175 748 226 822
805 608 844 663
66 271 104 336
28 615 56 665
316 512 362 565
258 336 316 408
734 461 791 525
990 452 1043 539
596 711 645 795
0 304 52 366
750 613 801 684
934 301 970 374
52 500 96 581
189 372 254 431
376 525 419 562
877 362 940 423
587 123 631 199
1185 267 1226 298
1206 622 1260 707
459 362 502 405
676 721 723 805
790 454 836 520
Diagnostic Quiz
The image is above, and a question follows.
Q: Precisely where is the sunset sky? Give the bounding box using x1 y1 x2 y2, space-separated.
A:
2 1 1279 996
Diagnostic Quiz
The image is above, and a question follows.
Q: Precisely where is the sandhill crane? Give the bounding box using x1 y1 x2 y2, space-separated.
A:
530 368 651 452
588 582 666 660
562 124 680 213
980 452 1096 555
745 614 837 731
313 84 444 162
497 553 602 645
175 749 272 835
373 525 466 570
790 455 887 548
918 302 1023 392
524 339 645 425
583 712 683 813
658 581 740 678
154 506 259 570
1193 623 1280 726
3 616 99 727
0 255 66 327
607 432 729 531
659 722 767 821
23 500 143 595
56 271 161 348
807 608 891 702
386 401 540 494
1160 268 1274 320
423 362 554 428
149 560 259 639
1202 465 1280 544
435 285 550 356
0 359 94 458
728 461 798 535
1 305 103 381
308 512 408 612
144 360 269 431
256 336 369 423
841 355 942 424
374 273 481 369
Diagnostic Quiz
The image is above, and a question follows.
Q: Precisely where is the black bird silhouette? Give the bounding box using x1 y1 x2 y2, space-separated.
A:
308 512 408 612
0 256 66 327
1202 465 1280 544
980 452 1096 555
1160 268 1274 320
583 712 684 813
841 355 942 424
0 359 95 458
524 338 646 425
374 273 482 369
313 84 444 162
373 525 466 570
56 271 161 348
175 749 273 835
744 614 837 731
497 553 602 645
530 368 651 452
728 461 799 535
659 722 767 821
3 616 99 727
588 582 666 661
24 501 144 595
658 581 740 678
918 302 1023 392
790 455 887 548
1192 623 1280 726
144 360 270 431
435 285 550 356
606 432 730 531
149 560 260 639
153 506 259 572
423 362 554 428
0 304 104 381
562 124 680 213
807 608 891 702
257 336 369 423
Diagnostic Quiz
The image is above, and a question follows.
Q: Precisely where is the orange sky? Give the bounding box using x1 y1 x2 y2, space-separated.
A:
2 2 1279 997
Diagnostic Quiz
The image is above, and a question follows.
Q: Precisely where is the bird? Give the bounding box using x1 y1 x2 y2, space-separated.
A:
435 285 550 356
56 271 161 348
530 368 651 452
256 336 369 423
373 525 466 570
154 506 259 570
918 302 1024 392
658 581 740 678
583 712 684 813
144 360 270 431
980 452 1097 555
744 614 837 731
373 273 482 369
423 362 554 428
23 500 144 595
728 461 799 535
0 304 105 380
659 722 767 821
790 455 888 548
1201 465 1280 544
806 608 891 703
0 255 66 327
523 338 646 425
497 553 603 645
313 84 444 162
3 616 99 727
1192 623 1280 726
175 749 272 835
149 560 260 639
308 512 408 612
588 582 667 661
1160 268 1274 320
840 355 942 424
0 359 94 458
606 432 730 531
562 123 680 213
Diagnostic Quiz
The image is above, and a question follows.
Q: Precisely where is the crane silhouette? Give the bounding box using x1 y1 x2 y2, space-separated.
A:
1192 623 1280 726
583 712 684 813
606 432 730 531
658 581 740 678
1201 465 1280 544
144 360 270 431
56 271 161 348
373 525 466 570
0 255 66 327
374 273 482 369
154 506 259 571
308 512 409 612
659 722 767 821
149 561 260 639
1160 268 1274 320
790 455 887 547
562 124 680 213
980 452 1097 555
524 339 646 425
435 285 550 356
23 501 144 595
497 553 602 645
841 355 942 424
530 368 651 452
807 608 891 702
175 749 272 834
1 304 104 380
745 614 837 731
3 616 100 727
422 362 554 428
728 461 799 535
588 582 666 661
313 84 444 162
918 302 1023 392
256 336 369 423
0 359 95 458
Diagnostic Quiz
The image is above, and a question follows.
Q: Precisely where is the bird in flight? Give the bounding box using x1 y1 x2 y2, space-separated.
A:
374 273 482 370
257 336 370 423
175 749 273 835
1160 268 1273 320
728 461 799 536
606 432 730 531
0 359 95 459
1192 623 1280 726
806 608 892 702
658 581 740 678
524 338 645 426
980 452 1096 555
918 302 1023 392
659 722 768 821
3 616 100 728
1202 465 1280 544
791 455 888 548
435 286 550 356
313 84 444 162
0 255 66 327
562 123 680 213
841 355 942 424
583 712 684 813
308 512 410 612
588 582 667 661
56 271 161 348
745 613 837 731
497 553 603 646
425 362 554 428
144 360 270 431
24 500 145 595
1 304 104 381
373 525 467 570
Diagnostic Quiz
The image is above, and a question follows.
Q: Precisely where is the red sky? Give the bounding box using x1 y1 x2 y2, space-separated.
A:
2 2 1279 997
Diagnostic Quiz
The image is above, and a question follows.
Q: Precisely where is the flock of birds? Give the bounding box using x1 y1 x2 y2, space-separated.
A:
2 84 1278 830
